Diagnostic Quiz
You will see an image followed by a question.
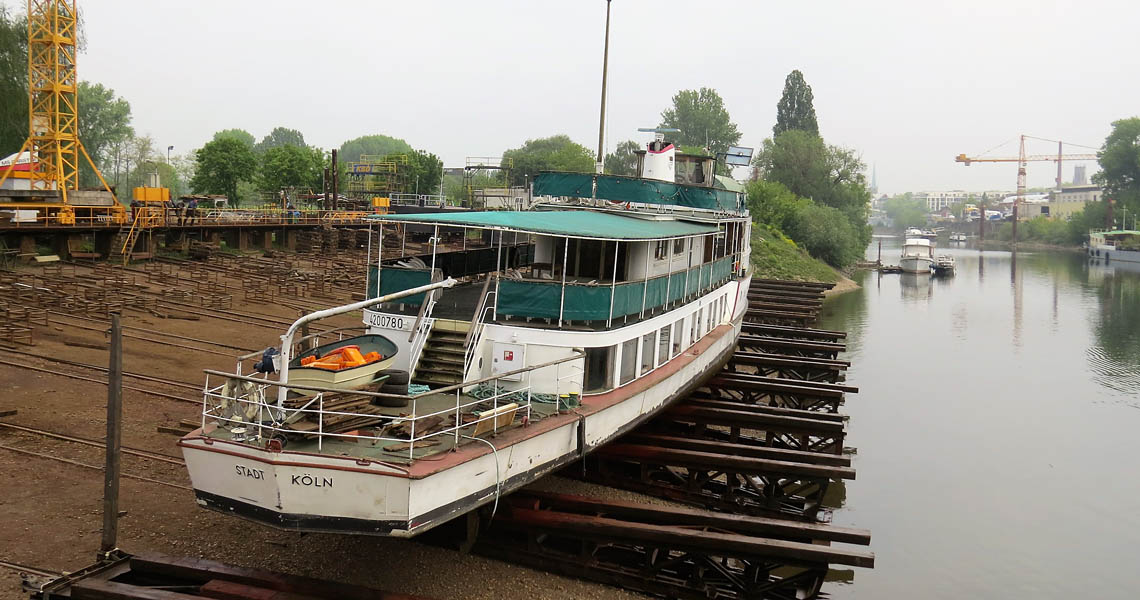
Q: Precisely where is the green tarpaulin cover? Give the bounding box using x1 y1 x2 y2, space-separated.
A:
533 172 742 213
496 256 735 321
370 209 716 241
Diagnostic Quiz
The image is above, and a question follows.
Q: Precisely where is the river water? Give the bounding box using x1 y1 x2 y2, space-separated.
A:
822 237 1140 599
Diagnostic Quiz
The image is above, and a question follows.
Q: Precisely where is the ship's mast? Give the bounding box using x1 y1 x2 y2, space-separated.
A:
595 0 612 174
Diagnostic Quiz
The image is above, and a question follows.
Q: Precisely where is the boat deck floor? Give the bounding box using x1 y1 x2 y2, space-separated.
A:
201 390 563 465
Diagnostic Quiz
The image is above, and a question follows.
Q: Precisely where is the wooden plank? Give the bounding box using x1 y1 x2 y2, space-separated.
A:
686 396 849 422
504 508 873 568
513 490 870 544
731 350 850 368
664 404 846 434
714 372 859 394
625 433 852 467
751 278 834 290
741 323 846 340
747 301 820 314
129 553 432 600
596 443 856 480
738 335 845 352
200 579 322 600
72 578 202 600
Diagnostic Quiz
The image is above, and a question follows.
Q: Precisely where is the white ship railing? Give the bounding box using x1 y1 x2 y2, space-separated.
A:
200 351 584 461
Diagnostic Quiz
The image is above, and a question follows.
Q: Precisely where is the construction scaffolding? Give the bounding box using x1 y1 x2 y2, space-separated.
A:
0 0 123 226
344 154 409 200
463 156 513 208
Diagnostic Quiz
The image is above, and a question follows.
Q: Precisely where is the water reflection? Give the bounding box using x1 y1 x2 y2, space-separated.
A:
899 272 932 302
824 240 1140 599
1086 259 1140 399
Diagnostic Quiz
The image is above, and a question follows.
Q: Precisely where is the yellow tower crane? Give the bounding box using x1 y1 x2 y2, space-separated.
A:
955 134 1098 242
0 0 120 225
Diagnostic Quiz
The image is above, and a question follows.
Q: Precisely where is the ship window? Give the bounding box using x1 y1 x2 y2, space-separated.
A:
640 332 656 375
583 345 615 393
619 338 638 385
692 310 702 342
655 241 668 260
674 238 685 254
658 326 670 367
672 320 684 356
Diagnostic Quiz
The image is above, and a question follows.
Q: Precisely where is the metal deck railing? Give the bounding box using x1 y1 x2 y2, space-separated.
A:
199 351 584 461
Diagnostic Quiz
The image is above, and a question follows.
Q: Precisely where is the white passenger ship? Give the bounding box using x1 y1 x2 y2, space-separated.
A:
179 132 753 537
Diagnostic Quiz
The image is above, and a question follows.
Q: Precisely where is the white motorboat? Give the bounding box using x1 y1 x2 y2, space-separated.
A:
949 232 967 242
900 238 934 273
933 254 956 275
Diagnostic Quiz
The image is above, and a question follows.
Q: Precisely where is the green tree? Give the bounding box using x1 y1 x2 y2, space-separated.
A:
77 81 133 187
604 140 640 176
882 195 928 229
212 128 255 148
406 149 443 195
745 180 864 268
191 137 257 205
658 87 741 157
1094 117 1140 219
0 6 27 157
746 180 806 229
339 134 413 163
258 144 324 192
255 126 306 154
783 202 865 267
753 129 872 239
773 70 819 137
502 134 594 186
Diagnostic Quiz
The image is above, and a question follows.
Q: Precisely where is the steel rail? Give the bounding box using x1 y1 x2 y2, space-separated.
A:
3 348 201 391
0 421 184 465
0 444 191 490
0 558 59 579
0 358 198 404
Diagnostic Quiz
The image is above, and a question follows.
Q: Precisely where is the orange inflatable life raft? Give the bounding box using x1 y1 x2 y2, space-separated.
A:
299 345 382 371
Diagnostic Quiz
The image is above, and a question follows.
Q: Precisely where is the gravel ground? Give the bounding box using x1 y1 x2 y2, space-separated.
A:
0 258 651 600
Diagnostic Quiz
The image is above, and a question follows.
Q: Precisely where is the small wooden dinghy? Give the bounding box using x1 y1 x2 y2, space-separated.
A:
288 334 399 391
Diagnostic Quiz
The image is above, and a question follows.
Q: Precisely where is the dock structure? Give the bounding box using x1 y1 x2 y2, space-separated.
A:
466 278 871 599
0 208 381 265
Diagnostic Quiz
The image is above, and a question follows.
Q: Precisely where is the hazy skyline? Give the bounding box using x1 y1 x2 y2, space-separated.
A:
10 0 1137 194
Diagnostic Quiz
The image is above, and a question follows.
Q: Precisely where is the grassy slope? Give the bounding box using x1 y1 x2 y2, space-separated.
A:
749 224 840 284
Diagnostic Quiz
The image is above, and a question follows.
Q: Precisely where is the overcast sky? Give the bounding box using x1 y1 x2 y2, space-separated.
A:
18 0 1139 194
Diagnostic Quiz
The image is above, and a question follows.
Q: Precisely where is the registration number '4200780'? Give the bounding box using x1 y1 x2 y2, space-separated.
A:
368 314 407 331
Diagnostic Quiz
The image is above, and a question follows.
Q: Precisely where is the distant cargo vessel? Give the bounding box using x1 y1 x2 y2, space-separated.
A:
1088 230 1140 263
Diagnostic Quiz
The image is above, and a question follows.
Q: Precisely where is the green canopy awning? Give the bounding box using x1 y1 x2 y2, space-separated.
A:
368 210 717 241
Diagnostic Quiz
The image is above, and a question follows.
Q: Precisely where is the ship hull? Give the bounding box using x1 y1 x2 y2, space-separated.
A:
180 278 748 537
900 256 932 273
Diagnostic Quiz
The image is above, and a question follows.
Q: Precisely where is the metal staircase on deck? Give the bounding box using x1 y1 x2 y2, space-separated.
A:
411 319 471 388
109 225 138 265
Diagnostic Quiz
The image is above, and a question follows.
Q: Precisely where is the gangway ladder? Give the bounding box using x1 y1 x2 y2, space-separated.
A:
110 219 140 266
110 205 159 265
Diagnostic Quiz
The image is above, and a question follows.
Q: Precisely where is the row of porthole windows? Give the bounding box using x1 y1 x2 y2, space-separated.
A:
583 293 730 394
